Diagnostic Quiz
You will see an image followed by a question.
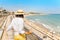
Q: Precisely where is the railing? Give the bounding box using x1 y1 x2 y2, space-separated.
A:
0 16 7 28
0 16 8 40
0 15 13 40
26 33 40 40
25 28 41 40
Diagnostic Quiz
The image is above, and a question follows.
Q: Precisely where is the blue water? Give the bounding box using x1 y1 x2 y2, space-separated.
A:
26 14 60 33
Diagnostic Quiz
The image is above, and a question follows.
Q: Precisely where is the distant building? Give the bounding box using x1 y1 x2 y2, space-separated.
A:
0 10 2 13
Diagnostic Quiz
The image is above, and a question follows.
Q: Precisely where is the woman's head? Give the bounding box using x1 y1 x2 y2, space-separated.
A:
15 10 24 18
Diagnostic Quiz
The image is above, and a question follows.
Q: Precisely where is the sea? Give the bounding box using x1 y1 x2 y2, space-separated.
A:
26 14 60 34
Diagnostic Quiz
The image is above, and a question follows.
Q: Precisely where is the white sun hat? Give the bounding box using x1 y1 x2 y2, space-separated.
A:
15 10 24 15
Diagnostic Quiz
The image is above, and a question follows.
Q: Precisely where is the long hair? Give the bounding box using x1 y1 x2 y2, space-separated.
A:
15 14 24 18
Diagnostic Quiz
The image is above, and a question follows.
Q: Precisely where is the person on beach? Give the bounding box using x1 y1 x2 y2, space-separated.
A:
7 10 32 40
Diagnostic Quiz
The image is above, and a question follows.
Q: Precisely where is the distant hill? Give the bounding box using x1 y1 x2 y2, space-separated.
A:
28 12 41 14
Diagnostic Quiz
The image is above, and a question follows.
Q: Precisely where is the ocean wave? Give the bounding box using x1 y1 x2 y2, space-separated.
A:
29 20 35 22
35 19 39 21
32 19 54 30
42 23 54 30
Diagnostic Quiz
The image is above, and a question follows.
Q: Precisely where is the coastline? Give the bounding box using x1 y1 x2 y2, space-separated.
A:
24 18 60 40
24 14 49 18
24 14 60 39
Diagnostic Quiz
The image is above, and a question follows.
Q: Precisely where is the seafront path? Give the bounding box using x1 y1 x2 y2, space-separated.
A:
0 15 60 40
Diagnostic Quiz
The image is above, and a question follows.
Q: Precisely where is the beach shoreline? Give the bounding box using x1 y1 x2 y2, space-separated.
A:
24 18 60 40
24 14 60 39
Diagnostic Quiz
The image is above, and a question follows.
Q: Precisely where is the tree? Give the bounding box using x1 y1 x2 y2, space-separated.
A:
2 9 7 14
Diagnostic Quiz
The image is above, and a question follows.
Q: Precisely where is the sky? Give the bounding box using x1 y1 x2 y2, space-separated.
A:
0 0 60 13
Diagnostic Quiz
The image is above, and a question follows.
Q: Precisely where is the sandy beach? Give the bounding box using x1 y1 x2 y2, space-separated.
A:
24 14 60 40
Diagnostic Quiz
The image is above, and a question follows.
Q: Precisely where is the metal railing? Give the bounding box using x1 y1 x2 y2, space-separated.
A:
25 28 41 40
0 16 8 40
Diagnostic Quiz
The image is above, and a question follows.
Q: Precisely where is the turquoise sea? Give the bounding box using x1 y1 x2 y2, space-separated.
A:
26 14 60 33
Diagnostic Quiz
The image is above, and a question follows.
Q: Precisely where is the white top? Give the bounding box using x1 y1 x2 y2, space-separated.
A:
7 17 25 35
